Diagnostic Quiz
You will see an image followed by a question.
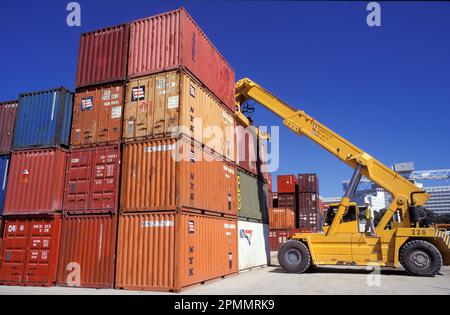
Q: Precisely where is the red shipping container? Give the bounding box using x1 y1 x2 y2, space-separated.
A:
298 192 320 231
277 193 297 209
0 215 62 286
277 175 298 194
236 124 258 175
76 24 129 88
298 173 320 194
63 146 120 214
4 148 68 215
57 214 116 288
0 101 18 155
128 8 235 111
298 193 320 213
269 208 295 230
269 229 291 251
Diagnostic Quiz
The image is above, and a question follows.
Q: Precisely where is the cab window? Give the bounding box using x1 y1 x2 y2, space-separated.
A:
324 205 357 226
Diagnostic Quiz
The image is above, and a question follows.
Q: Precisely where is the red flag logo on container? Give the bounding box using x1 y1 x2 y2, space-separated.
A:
21 169 30 183
132 86 145 102
188 220 195 234
239 229 253 246
81 97 94 111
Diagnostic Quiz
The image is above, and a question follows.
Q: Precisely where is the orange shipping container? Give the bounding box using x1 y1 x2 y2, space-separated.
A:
269 208 295 230
120 137 237 216
71 83 124 148
123 70 235 161
57 214 116 288
115 212 238 292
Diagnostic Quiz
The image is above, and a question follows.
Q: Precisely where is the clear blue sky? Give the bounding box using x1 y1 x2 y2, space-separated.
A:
1 1 449 197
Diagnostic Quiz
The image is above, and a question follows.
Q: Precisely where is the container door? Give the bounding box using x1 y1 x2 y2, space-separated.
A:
65 151 92 211
154 72 178 136
99 85 123 144
124 78 153 140
91 148 119 212
23 219 60 285
0 220 29 283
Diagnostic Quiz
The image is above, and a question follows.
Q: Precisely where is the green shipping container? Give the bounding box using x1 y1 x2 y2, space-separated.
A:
237 170 269 222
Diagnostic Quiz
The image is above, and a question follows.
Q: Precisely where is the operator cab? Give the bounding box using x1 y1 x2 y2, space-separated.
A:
323 202 368 234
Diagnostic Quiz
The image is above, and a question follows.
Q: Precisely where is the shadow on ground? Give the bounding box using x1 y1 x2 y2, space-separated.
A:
268 266 410 277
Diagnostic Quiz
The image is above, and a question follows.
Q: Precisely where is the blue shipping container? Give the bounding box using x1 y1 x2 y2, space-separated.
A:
12 87 74 150
0 156 10 214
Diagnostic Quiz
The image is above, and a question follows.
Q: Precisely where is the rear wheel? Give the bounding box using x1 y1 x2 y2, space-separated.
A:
400 240 442 277
278 240 311 273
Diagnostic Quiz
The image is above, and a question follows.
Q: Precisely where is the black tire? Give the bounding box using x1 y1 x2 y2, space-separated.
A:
278 240 311 273
400 240 443 277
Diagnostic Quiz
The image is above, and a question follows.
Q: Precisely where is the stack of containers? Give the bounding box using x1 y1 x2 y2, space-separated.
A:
115 8 239 292
236 127 271 271
298 174 322 232
57 24 128 289
277 175 299 228
0 88 74 286
268 207 295 251
0 101 18 259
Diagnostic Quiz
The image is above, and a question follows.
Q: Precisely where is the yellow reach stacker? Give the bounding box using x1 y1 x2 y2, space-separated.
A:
235 78 450 276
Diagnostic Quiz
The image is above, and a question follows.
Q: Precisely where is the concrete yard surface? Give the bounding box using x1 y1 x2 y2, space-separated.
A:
0 266 449 295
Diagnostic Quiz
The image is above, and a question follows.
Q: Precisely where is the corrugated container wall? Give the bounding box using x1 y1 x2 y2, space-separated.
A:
0 156 10 215
277 175 298 194
298 174 319 194
236 125 257 175
76 24 129 88
238 220 270 271
115 212 238 292
63 146 120 214
57 214 116 288
237 170 269 222
123 70 235 161
4 149 67 215
71 83 125 148
128 8 235 111
269 208 295 230
12 88 73 150
0 215 62 286
120 137 237 215
0 101 18 154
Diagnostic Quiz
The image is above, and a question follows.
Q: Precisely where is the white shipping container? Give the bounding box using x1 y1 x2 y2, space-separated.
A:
238 220 270 271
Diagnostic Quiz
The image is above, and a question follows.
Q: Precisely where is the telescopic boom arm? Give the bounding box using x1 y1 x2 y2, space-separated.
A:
235 78 429 235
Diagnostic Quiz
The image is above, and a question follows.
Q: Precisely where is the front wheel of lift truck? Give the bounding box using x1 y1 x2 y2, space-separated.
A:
278 240 312 273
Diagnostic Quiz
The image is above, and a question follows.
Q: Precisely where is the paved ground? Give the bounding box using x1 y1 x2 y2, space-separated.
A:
0 254 449 295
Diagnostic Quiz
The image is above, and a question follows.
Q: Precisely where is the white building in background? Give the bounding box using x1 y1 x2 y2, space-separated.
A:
353 187 392 212
423 186 450 215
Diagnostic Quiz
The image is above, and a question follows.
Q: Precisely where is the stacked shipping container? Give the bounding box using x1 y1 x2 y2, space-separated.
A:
236 130 271 270
58 21 129 289
0 7 275 292
0 87 74 286
0 101 17 270
298 174 323 232
268 207 295 251
112 8 240 291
